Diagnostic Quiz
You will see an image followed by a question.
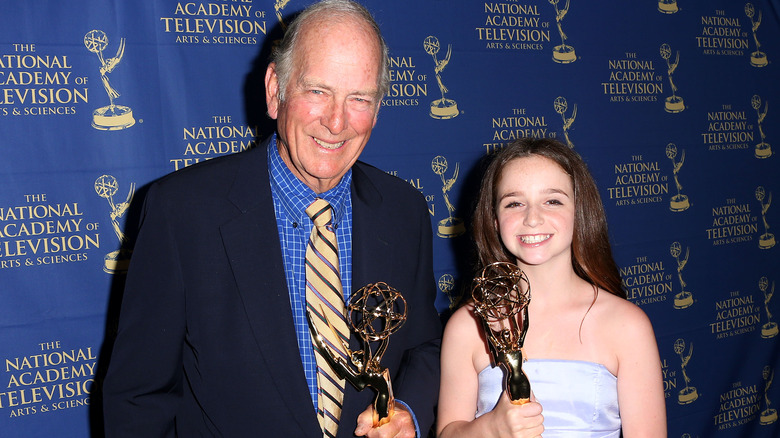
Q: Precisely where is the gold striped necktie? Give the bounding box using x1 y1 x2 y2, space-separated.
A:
305 198 349 437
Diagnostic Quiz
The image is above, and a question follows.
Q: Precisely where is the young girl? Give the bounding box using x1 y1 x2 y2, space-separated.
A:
437 138 666 437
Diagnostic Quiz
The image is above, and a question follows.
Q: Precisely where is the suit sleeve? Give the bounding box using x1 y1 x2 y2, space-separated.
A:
102 183 185 437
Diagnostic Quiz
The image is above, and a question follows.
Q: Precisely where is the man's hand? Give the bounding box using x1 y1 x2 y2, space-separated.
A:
354 403 415 438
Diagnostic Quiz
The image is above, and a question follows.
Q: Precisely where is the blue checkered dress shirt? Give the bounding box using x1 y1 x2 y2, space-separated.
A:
267 136 353 411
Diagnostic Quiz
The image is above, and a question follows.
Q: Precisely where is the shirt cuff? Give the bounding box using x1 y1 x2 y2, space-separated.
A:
394 399 420 437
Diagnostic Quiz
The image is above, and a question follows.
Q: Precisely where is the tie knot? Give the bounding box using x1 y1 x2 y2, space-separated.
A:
306 198 333 227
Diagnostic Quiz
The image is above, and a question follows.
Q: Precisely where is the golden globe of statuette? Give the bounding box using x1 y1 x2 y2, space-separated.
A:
438 273 456 305
422 36 439 57
84 30 109 54
553 96 568 115
471 262 532 404
348 282 407 344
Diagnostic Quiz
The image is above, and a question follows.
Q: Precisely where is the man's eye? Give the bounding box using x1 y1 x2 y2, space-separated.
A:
353 97 373 105
350 98 374 111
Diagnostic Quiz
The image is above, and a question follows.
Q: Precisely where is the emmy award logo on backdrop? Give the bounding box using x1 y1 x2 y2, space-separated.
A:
84 30 135 130
274 0 290 31
431 155 465 238
674 338 698 405
670 242 693 309
752 95 772 159
549 0 576 63
745 3 769 67
424 36 459 119
657 0 679 14
760 366 778 425
94 175 135 274
554 96 576 148
268 0 290 49
756 186 775 249
660 43 685 113
666 143 690 212
759 276 778 339
438 273 457 306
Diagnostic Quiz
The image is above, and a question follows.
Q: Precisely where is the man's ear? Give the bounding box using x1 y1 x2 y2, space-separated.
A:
265 63 280 119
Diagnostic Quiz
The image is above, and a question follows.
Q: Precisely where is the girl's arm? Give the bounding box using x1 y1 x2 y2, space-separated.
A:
614 304 667 438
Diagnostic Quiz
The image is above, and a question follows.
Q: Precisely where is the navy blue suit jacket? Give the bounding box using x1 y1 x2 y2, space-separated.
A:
102 141 441 437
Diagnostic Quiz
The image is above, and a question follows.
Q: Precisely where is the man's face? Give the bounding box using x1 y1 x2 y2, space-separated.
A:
265 19 382 193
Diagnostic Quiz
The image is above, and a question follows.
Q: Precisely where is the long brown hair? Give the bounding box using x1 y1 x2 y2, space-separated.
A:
472 137 626 298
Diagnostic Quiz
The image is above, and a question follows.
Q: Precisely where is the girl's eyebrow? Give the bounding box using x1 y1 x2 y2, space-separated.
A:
497 187 570 202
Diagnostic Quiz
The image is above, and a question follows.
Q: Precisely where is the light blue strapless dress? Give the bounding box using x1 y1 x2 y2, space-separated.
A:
476 359 621 437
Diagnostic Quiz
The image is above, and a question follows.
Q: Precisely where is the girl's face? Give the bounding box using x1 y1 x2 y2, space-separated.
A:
494 155 575 270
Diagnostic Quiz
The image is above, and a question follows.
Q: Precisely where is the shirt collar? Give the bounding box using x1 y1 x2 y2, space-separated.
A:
268 134 351 224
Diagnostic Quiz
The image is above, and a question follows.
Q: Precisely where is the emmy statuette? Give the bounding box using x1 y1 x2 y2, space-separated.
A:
471 262 532 404
307 282 407 426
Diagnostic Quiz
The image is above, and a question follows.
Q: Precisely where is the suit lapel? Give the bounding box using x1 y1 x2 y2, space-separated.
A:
220 144 320 435
350 163 389 290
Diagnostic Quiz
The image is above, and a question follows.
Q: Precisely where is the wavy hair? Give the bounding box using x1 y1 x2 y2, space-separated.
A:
472 137 625 298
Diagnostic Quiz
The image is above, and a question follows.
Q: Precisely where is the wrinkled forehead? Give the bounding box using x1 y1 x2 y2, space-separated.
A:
293 17 383 79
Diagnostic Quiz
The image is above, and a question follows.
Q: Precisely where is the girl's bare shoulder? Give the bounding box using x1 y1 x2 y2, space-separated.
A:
444 304 481 338
591 290 656 345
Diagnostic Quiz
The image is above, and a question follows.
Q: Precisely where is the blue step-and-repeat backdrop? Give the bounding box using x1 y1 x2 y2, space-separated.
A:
1 1 778 436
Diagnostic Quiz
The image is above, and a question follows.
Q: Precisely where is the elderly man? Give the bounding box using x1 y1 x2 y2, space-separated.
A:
102 1 441 437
